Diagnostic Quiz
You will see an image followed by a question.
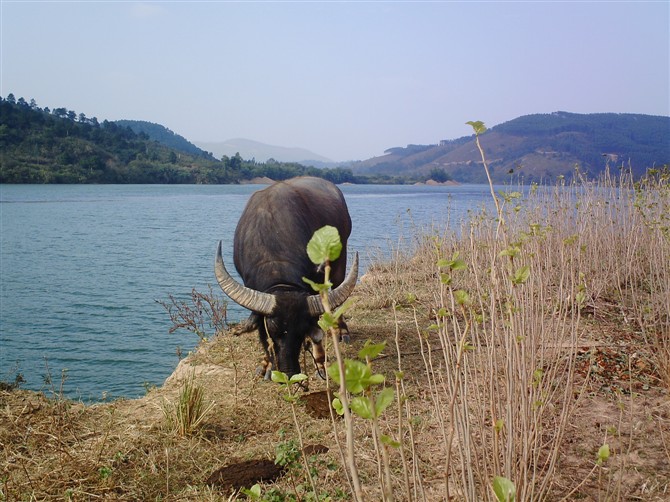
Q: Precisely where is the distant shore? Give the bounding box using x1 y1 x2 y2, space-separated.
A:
240 177 461 186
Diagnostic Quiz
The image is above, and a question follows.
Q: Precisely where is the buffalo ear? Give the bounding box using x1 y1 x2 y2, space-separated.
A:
229 316 259 336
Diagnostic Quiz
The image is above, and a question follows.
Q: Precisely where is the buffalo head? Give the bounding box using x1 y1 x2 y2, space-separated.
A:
215 241 358 378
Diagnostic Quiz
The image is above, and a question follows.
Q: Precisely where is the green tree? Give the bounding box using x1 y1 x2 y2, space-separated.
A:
228 152 243 171
429 167 451 182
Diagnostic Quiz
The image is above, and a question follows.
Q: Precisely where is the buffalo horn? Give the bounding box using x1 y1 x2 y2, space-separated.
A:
307 252 359 317
215 241 277 315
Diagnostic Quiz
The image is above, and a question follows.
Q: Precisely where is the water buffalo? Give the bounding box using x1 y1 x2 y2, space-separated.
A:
215 176 358 379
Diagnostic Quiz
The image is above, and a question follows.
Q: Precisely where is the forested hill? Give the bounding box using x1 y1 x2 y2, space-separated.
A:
115 120 212 159
352 112 670 183
0 95 356 184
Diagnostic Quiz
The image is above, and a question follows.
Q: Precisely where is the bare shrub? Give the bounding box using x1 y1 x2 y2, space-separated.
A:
352 153 670 499
157 285 228 342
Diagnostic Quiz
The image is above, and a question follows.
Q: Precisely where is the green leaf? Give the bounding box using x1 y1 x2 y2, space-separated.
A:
329 359 385 394
499 190 522 203
438 252 467 271
511 265 531 285
333 397 344 416
306 225 342 265
597 443 610 464
275 440 301 467
342 359 369 393
350 396 373 419
499 246 521 259
576 291 586 307
367 373 386 386
318 311 338 332
492 476 516 502
333 298 354 320
466 120 487 135
449 251 467 271
332 396 344 416
563 233 579 246
374 387 395 416
358 340 386 360
302 276 332 293
451 259 467 272
289 373 308 384
454 289 471 306
241 483 262 500
327 362 341 385
380 434 401 448
271 371 289 385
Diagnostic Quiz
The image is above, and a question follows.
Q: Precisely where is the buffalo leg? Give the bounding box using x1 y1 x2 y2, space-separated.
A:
255 355 273 380
307 328 327 380
306 319 351 380
311 339 326 380
257 321 275 380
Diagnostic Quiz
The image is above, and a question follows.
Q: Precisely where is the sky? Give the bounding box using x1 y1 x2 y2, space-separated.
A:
1 1 668 162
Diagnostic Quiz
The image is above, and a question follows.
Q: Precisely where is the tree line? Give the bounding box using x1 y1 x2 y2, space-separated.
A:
1 94 423 184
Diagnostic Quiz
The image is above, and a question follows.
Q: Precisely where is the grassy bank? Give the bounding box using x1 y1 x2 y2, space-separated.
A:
1 167 669 501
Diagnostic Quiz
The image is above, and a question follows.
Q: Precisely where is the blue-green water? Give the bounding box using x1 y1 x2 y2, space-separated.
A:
0 183 493 401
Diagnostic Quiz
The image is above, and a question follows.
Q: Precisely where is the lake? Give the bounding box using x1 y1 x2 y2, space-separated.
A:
0 183 495 401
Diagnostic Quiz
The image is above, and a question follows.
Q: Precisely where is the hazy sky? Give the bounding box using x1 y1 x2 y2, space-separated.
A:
2 1 668 161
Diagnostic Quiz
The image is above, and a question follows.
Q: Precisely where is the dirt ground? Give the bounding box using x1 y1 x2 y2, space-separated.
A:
1 288 669 501
555 311 670 501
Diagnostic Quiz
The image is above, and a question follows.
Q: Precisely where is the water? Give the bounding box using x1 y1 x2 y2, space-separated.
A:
0 183 493 401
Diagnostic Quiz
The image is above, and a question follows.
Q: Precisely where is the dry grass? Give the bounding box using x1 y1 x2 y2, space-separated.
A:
161 369 217 437
1 169 669 501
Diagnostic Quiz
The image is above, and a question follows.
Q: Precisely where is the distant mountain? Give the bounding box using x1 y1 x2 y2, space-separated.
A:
194 138 334 166
352 112 670 183
115 120 214 159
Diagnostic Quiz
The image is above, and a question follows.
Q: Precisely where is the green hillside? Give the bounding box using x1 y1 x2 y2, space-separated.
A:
115 120 213 159
0 95 356 184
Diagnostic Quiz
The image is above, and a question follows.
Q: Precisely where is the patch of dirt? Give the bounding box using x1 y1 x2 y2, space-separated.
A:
303 443 329 455
206 458 285 493
575 345 658 394
556 389 670 500
301 390 338 420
